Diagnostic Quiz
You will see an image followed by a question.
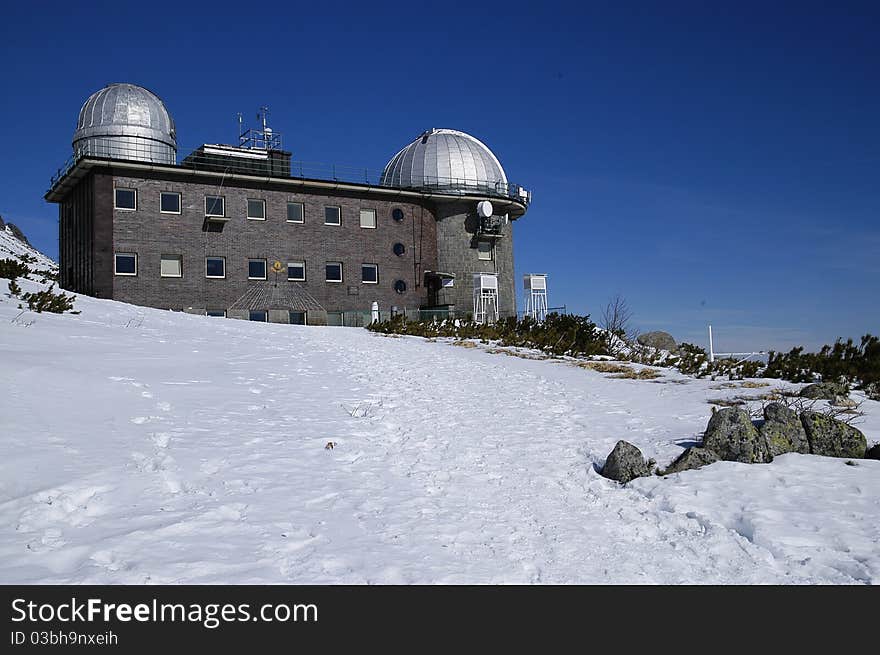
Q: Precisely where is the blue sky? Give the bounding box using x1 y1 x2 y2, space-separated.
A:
1 1 877 351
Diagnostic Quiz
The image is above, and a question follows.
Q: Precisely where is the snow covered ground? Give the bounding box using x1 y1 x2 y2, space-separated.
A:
1 277 878 584
0 225 57 274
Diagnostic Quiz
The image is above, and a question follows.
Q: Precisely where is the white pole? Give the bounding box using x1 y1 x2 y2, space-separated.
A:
371 301 379 324
708 324 715 363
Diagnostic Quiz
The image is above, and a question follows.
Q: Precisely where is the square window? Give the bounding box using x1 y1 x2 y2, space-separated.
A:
477 241 493 260
206 310 226 317
287 202 304 223
248 259 267 280
114 252 137 275
324 206 341 225
360 208 377 229
325 262 343 282
289 311 306 325
206 257 226 278
160 192 181 214
160 254 182 278
287 261 306 281
247 199 266 220
361 263 378 284
249 310 267 322
205 195 225 217
115 188 137 210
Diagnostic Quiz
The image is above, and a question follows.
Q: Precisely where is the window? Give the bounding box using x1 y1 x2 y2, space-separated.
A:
160 254 182 278
392 208 404 222
287 261 306 281
287 201 304 223
114 188 137 210
249 310 267 322
324 206 341 225
478 241 493 260
361 263 378 284
289 311 306 325
160 192 181 214
247 199 266 220
248 259 267 280
114 253 137 276
206 310 226 317
206 256 226 278
205 195 225 217
393 242 406 256
360 208 377 229
394 279 407 294
325 262 343 282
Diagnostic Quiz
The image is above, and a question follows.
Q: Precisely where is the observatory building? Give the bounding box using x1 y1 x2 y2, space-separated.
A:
46 83 531 325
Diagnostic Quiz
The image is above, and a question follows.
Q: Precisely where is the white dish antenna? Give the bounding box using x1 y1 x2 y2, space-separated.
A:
477 200 494 218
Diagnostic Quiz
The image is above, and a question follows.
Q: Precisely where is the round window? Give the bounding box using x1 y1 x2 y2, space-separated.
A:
392 208 404 222
394 280 407 294
393 242 406 256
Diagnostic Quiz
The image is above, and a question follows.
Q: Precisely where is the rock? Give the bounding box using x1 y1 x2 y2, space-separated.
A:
759 402 809 456
601 440 651 483
799 381 849 401
800 411 867 458
637 331 677 351
865 444 880 460
702 407 772 463
660 447 719 475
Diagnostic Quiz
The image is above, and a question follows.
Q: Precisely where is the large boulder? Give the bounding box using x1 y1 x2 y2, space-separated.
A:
702 407 772 463
799 381 849 401
660 447 719 475
601 440 651 483
637 331 677 351
800 411 867 458
759 402 809 456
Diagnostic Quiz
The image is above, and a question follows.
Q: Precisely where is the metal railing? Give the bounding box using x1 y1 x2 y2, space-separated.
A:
49 141 532 206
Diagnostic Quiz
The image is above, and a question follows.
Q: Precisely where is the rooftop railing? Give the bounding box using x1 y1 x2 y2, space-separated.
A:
49 141 531 206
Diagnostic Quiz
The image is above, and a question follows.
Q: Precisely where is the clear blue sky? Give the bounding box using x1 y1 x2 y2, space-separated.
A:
1 1 877 352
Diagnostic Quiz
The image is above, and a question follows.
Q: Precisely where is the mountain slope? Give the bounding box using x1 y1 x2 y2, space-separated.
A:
1 278 878 584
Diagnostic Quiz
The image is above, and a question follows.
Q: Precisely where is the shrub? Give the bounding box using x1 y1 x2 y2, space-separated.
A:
19 284 76 313
367 312 610 358
0 258 30 280
764 335 879 389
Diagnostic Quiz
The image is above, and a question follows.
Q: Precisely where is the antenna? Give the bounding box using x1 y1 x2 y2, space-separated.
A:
237 113 243 143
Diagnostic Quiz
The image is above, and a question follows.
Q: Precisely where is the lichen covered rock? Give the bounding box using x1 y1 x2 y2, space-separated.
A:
702 407 772 463
636 331 677 351
760 402 809 456
601 440 651 483
660 447 719 475
800 411 867 459
799 381 849 401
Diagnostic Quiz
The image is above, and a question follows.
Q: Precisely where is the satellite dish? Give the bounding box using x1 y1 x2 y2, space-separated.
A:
477 200 493 218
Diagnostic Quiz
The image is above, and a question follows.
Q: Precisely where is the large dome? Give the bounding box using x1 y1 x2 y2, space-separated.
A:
380 128 508 195
73 83 177 164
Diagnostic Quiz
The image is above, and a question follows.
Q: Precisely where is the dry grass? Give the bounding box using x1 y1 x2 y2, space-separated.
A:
576 361 661 380
486 348 548 361
741 381 770 388
451 340 478 348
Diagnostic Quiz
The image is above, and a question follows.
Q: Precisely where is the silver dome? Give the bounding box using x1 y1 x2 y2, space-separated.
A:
73 83 177 164
381 128 508 195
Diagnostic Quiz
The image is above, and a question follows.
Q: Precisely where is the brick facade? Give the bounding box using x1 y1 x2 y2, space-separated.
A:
53 162 526 324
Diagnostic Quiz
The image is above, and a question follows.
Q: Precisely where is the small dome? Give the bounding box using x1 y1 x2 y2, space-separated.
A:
381 128 507 195
73 83 177 164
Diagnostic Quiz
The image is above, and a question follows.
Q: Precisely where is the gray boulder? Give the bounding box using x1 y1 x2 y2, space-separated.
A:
799 381 849 401
800 411 867 458
865 444 880 460
637 331 677 351
759 402 809 456
601 440 651 483
660 447 719 475
702 407 772 463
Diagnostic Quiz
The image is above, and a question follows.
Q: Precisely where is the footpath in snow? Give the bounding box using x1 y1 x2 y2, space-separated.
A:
1 281 878 584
